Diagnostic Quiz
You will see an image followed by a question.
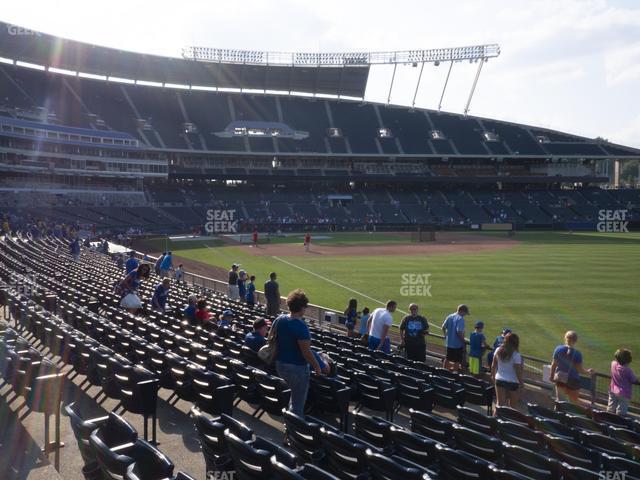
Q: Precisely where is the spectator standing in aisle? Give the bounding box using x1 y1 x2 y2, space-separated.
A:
246 275 257 307
491 332 523 411
154 252 166 276
488 328 511 367
159 251 173 278
275 289 322 416
70 237 81 262
442 304 469 372
367 301 397 354
344 298 358 338
550 331 593 404
399 303 429 362
608 348 639 415
125 251 139 274
264 272 280 317
238 270 247 302
469 321 487 376
174 264 184 283
228 264 240 300
359 307 371 337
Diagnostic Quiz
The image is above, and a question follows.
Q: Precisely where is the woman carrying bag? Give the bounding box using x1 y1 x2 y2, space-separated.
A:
260 289 321 416
550 330 593 404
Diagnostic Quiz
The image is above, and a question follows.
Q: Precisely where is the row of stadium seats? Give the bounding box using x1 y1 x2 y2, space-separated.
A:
2 63 630 157
1 233 639 479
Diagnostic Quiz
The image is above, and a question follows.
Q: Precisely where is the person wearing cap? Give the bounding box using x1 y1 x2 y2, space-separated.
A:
218 309 234 328
244 318 269 352
488 328 512 367
441 304 469 372
399 304 429 362
125 251 139 274
469 321 487 376
183 295 198 323
228 264 240 300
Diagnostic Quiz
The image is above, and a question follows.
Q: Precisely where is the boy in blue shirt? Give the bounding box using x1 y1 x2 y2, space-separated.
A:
469 321 486 376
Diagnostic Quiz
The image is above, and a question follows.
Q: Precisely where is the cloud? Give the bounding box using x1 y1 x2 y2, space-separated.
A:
605 42 640 86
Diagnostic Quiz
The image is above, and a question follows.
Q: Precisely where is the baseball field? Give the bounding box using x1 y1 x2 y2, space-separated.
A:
135 230 640 373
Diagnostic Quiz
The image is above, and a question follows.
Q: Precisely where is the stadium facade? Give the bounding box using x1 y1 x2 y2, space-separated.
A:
1 21 639 233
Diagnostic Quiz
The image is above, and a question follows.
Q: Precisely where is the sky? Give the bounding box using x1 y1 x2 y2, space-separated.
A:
2 0 640 148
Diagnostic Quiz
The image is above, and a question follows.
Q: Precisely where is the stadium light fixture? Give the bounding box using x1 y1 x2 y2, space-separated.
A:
181 44 500 67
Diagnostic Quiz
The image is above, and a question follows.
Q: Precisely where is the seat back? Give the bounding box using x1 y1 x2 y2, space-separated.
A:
495 406 533 428
502 444 559 480
320 429 370 479
451 423 502 462
495 419 545 450
560 463 602 480
544 435 600 471
366 451 431 480
409 409 453 444
282 410 325 463
353 411 394 451
456 406 496 435
434 444 489 480
65 402 109 464
389 427 438 470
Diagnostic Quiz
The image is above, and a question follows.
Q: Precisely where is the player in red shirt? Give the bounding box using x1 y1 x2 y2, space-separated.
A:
304 232 311 252
252 229 258 248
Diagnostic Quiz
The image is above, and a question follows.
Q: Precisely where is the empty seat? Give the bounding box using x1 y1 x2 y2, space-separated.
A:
580 431 634 459
354 372 397 422
489 466 536 480
495 419 545 451
431 377 465 410
434 444 491 480
458 375 494 415
65 402 110 465
565 413 607 434
502 443 560 480
591 410 635 429
601 454 640 480
283 410 326 463
191 406 252 477
409 409 454 444
253 369 291 418
554 401 591 417
307 374 351 431
394 373 434 413
544 435 600 471
532 417 579 442
559 463 602 480
495 406 534 428
527 403 565 422
456 406 496 436
225 431 298 479
451 423 503 463
320 428 378 479
365 450 432 480
389 426 439 470
353 411 394 453
270 458 340 480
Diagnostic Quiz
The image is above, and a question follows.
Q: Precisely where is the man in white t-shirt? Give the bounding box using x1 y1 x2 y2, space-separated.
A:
367 300 397 354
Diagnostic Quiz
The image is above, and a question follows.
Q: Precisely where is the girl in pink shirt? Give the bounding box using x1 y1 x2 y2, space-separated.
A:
609 348 638 416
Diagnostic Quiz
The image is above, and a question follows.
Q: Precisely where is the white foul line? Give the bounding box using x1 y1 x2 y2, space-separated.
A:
271 255 408 315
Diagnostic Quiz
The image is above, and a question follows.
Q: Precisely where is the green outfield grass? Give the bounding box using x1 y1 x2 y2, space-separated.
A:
142 231 640 373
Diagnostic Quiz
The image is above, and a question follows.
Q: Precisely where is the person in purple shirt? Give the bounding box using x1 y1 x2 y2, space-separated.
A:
609 348 639 415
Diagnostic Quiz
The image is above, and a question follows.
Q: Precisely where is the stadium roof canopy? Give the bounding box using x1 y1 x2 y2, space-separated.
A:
0 21 371 97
